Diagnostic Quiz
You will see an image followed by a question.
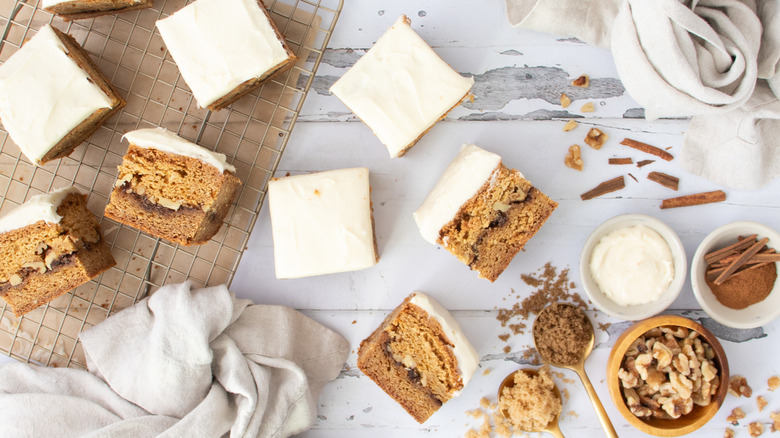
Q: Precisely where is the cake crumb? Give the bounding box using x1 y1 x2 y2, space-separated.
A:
567 410 578 418
757 395 767 412
729 376 753 398
769 376 780 391
483 368 492 376
724 428 734 438
748 422 764 437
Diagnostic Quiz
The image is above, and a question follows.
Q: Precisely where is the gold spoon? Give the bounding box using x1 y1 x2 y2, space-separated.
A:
532 303 618 438
498 368 565 438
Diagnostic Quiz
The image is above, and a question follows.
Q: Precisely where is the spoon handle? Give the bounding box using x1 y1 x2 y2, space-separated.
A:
574 364 618 438
547 422 566 438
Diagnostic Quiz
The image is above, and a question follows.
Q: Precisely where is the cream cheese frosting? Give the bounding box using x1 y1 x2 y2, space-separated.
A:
0 187 78 234
329 15 474 158
268 167 377 279
156 0 291 108
123 128 236 173
409 292 480 395
0 25 114 165
414 144 505 245
589 225 674 306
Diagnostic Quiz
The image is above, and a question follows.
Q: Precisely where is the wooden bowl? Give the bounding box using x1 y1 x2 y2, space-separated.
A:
607 315 729 437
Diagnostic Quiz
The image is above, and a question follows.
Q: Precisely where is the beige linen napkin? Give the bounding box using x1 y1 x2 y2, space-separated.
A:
506 0 780 189
0 282 349 438
505 0 621 48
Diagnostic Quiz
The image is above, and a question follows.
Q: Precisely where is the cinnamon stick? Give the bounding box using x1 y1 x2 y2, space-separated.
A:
647 172 679 191
636 159 655 168
704 234 757 264
714 237 769 285
660 190 726 209
620 138 674 161
580 176 625 200
609 158 633 165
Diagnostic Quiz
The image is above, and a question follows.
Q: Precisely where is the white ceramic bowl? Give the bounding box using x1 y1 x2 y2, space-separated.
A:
580 214 687 320
691 221 780 329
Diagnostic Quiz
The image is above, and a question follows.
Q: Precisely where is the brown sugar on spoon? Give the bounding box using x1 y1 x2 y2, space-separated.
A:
533 302 591 366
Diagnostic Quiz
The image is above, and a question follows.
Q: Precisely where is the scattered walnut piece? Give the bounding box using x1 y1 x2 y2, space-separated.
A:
727 407 746 425
563 119 578 131
584 128 609 150
729 376 753 398
757 395 768 412
724 428 735 438
580 102 595 112
769 376 780 391
572 74 590 87
771 411 780 432
749 422 764 437
565 145 583 171
561 93 571 108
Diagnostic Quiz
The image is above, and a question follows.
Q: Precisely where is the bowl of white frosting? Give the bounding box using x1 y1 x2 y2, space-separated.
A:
580 214 687 320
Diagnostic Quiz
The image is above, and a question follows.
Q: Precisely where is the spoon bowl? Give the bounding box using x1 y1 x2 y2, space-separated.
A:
533 303 618 438
497 368 564 438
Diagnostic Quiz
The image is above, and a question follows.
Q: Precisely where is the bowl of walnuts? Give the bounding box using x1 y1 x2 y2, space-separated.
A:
607 315 729 436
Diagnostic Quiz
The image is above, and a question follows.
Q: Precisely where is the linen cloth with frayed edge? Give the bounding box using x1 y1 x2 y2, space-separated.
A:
0 281 350 438
505 0 780 189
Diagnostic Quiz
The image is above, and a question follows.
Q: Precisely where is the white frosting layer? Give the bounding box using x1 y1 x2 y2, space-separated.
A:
330 16 474 158
123 128 235 173
156 0 291 108
42 0 143 7
268 168 377 279
414 144 504 245
0 187 79 234
589 225 675 306
409 292 480 395
0 25 114 164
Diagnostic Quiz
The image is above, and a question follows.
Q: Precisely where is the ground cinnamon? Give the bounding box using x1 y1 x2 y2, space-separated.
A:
706 263 777 309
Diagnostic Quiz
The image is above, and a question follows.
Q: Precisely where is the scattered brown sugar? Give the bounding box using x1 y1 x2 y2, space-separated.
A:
598 322 611 332
769 376 780 391
533 303 592 366
521 349 542 366
729 376 753 398
503 346 512 354
498 366 562 432
508 322 526 335
498 333 510 342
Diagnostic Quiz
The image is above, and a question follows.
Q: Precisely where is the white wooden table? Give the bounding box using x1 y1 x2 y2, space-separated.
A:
230 1 780 437
4 1 779 437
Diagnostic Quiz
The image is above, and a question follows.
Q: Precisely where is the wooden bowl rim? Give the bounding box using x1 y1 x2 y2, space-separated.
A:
606 315 730 437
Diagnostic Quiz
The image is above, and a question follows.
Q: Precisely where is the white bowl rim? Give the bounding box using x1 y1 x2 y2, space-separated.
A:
690 221 780 329
580 213 687 321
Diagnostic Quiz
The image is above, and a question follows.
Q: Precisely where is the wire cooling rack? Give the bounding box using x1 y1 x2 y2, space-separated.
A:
0 0 342 369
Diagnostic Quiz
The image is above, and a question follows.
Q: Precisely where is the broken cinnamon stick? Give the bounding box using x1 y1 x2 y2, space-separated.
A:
660 190 726 209
628 173 638 183
704 234 758 264
609 158 633 165
620 138 674 161
636 160 655 168
647 172 679 191
714 237 769 285
580 176 625 200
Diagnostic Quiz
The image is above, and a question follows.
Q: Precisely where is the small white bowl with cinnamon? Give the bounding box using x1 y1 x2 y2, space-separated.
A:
691 221 780 329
